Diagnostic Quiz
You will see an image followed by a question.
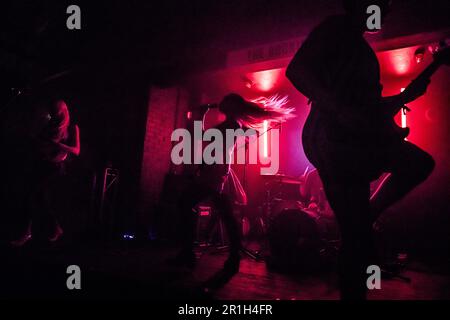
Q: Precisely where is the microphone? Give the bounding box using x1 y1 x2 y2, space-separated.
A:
187 103 218 120
198 103 218 111
194 103 218 116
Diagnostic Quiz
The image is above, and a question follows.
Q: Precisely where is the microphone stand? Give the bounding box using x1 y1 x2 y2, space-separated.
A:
212 131 263 261
239 137 264 261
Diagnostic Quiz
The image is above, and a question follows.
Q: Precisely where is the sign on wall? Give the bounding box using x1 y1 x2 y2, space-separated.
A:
227 37 304 68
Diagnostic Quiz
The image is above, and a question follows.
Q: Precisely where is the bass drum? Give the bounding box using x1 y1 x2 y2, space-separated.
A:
267 208 325 272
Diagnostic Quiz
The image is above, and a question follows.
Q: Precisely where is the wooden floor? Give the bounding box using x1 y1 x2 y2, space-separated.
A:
0 240 449 300
195 250 450 300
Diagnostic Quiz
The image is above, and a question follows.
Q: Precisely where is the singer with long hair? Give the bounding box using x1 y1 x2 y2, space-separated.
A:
172 93 294 275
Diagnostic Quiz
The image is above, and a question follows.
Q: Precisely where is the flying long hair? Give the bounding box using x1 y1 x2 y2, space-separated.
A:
219 93 295 131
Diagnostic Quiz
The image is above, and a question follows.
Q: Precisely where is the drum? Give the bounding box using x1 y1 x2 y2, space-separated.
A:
267 208 326 271
268 199 304 218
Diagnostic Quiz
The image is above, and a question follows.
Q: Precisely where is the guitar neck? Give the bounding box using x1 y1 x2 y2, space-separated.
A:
415 59 441 83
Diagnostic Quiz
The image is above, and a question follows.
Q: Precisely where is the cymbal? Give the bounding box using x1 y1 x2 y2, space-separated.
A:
280 178 302 185
260 173 303 185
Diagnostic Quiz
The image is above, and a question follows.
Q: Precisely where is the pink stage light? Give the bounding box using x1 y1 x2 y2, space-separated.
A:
263 120 268 157
400 88 407 129
400 87 408 141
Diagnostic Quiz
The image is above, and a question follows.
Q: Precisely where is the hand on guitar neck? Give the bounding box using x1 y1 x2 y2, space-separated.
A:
400 78 430 105
397 42 450 109
345 42 449 141
384 42 450 140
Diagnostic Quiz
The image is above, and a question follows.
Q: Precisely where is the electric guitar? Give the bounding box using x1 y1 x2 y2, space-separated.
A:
37 139 69 163
385 43 450 142
33 113 71 163
302 42 450 168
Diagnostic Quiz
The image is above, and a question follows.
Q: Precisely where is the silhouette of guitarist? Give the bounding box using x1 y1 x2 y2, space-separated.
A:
286 0 446 299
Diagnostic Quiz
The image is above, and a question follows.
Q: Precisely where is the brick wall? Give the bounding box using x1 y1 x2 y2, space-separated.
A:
138 86 189 225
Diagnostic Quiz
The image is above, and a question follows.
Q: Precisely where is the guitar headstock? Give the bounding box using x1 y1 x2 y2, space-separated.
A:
432 41 450 66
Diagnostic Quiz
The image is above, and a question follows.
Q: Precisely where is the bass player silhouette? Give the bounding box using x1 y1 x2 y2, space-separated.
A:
286 0 449 299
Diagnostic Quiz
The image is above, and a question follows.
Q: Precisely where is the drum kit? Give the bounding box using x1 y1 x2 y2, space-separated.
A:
257 172 340 271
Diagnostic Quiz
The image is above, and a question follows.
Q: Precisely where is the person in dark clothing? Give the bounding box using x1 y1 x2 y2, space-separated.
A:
173 94 294 274
10 99 80 246
286 0 434 299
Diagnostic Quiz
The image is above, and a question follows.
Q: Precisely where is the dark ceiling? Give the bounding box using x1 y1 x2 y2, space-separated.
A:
1 0 449 85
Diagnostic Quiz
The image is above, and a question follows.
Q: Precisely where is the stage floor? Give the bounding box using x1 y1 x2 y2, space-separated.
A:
1 240 449 300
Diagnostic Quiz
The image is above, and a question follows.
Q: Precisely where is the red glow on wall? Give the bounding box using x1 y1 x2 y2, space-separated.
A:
378 47 418 76
247 68 283 92
392 52 410 75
